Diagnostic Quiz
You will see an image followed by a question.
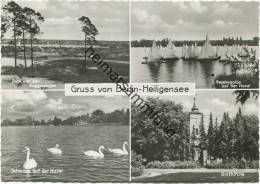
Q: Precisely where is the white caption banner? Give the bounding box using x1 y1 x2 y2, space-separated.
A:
65 83 195 96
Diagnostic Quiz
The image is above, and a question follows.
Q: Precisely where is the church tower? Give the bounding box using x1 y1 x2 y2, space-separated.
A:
189 97 203 161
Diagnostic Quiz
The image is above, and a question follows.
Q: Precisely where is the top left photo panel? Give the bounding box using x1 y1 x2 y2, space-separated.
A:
1 0 130 90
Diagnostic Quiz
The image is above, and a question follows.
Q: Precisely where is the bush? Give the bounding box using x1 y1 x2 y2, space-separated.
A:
132 166 144 177
146 160 200 169
131 151 145 177
206 160 259 169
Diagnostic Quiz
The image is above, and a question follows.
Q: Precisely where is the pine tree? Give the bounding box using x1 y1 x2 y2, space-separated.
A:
23 7 44 73
78 16 99 72
190 125 196 160
207 113 214 160
199 116 207 164
3 1 23 70
218 113 229 161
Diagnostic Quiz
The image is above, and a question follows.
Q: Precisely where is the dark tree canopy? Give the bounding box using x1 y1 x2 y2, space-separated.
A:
233 90 259 105
78 16 99 44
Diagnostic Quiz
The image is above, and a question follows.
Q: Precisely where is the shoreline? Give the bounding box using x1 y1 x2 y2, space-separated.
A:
2 123 129 127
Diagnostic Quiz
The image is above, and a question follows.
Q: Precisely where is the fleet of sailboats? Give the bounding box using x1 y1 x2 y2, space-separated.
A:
182 42 199 60
142 35 253 64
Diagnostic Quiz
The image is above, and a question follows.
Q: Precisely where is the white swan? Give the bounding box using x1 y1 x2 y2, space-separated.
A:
83 146 105 158
47 144 62 154
108 141 128 155
23 147 37 170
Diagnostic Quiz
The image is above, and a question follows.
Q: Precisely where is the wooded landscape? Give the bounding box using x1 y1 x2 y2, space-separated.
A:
131 94 259 176
2 108 129 126
2 1 44 73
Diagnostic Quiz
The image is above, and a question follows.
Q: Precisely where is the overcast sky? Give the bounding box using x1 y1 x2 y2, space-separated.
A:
2 91 129 120
132 1 258 40
3 0 129 41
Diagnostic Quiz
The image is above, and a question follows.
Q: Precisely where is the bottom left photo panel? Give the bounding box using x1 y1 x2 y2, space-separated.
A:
1 91 130 182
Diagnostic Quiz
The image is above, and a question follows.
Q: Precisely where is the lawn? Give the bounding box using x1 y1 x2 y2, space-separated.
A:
133 172 259 183
1 58 129 83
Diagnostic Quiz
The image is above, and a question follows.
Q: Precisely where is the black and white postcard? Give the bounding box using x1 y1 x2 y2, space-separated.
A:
1 91 130 182
1 0 129 89
131 1 259 89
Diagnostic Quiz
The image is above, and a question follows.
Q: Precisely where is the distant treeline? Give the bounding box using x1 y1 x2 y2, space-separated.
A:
1 38 129 48
131 36 259 47
2 108 129 126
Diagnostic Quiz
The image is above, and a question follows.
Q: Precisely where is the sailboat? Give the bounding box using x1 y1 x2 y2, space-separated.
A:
162 39 178 61
182 43 198 60
197 35 220 61
181 44 187 59
238 44 248 58
219 44 230 62
143 40 163 63
184 45 191 60
193 42 199 58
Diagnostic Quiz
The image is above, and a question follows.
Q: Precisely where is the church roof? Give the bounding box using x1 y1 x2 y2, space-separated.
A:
190 97 202 114
192 102 199 111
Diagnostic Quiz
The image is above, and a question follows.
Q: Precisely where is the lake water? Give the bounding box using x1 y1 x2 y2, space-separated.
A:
1 125 129 182
131 47 257 88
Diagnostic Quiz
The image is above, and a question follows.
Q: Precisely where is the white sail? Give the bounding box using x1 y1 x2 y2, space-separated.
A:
147 40 163 62
220 45 229 60
181 45 185 57
199 35 215 59
163 39 178 59
239 44 249 56
182 44 188 58
230 45 237 57
144 46 148 55
184 45 191 59
193 42 199 58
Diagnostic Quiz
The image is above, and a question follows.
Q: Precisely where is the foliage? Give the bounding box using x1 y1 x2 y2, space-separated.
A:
2 108 129 126
207 113 215 160
78 16 99 71
131 151 145 177
132 97 190 162
131 37 259 47
215 47 259 89
78 16 99 44
206 110 259 162
2 1 44 72
146 160 200 169
132 97 259 168
233 90 259 105
206 160 259 169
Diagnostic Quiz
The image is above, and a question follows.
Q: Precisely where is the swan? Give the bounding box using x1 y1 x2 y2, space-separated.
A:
83 146 105 158
47 144 62 154
23 147 37 170
108 141 128 155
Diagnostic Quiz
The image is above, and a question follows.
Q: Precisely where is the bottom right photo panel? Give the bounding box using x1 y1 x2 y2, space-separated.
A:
131 90 259 183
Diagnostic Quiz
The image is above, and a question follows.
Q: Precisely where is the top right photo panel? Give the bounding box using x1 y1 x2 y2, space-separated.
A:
131 1 259 89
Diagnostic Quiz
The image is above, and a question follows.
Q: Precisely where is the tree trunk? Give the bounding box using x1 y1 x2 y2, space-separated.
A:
84 35 87 69
83 34 87 72
22 29 27 70
29 16 33 74
30 33 33 73
13 21 17 71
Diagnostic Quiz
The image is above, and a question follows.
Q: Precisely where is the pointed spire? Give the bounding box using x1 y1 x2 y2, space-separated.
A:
192 97 199 111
